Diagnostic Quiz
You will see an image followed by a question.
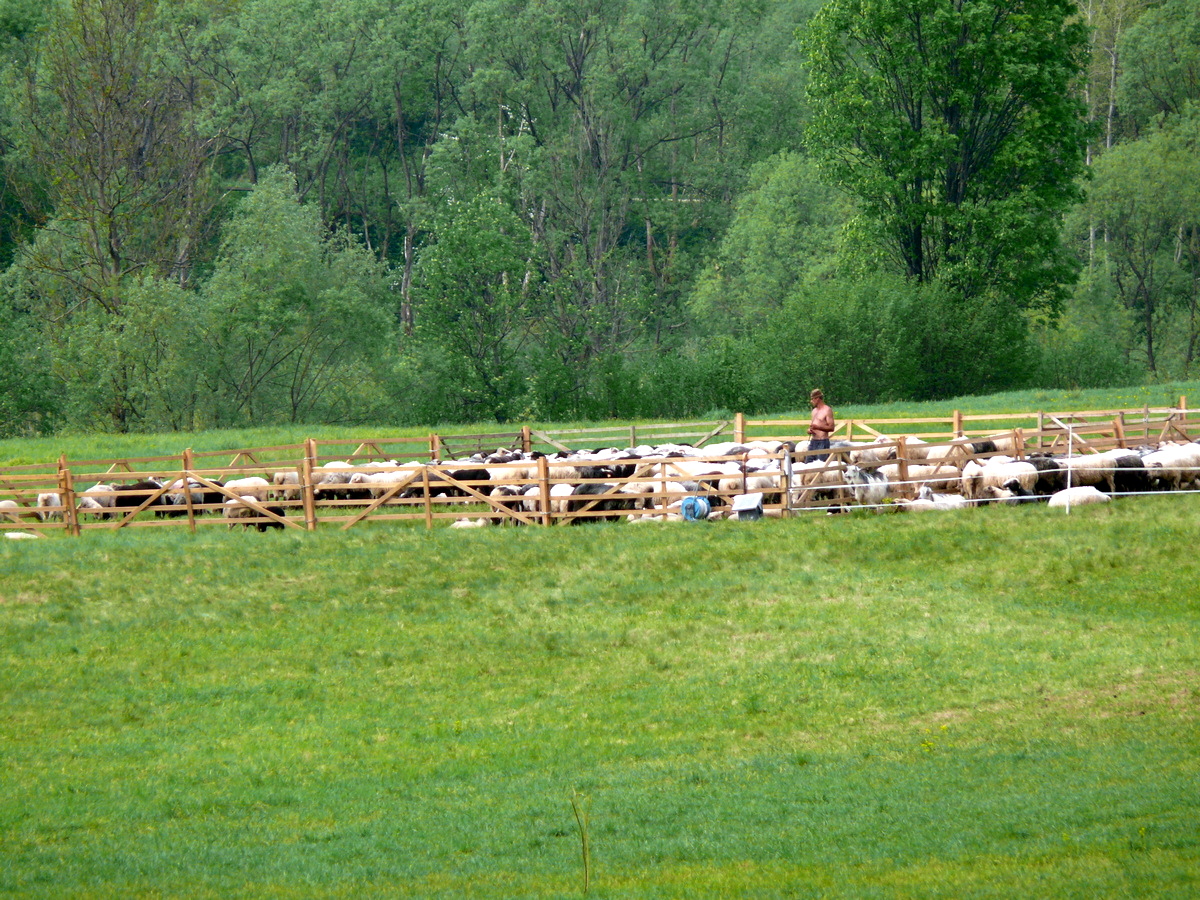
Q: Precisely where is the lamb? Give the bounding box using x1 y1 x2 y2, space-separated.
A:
1047 485 1111 508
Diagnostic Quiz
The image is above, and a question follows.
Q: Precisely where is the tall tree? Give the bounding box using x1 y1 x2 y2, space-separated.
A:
803 0 1090 311
1118 0 1200 129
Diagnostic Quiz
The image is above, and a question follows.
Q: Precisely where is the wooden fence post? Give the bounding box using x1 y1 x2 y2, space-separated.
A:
422 465 433 530
734 412 745 444
302 438 318 531
953 409 963 436
521 425 531 455
660 458 669 518
630 424 637 449
1014 428 1025 460
538 455 552 527
58 454 79 537
183 449 197 533
896 437 910 498
1114 415 1126 450
430 433 441 462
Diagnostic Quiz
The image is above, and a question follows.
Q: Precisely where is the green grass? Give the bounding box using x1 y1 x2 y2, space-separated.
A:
2 498 1198 897
3 380 1199 468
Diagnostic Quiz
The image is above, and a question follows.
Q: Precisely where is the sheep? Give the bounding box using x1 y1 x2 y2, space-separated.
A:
80 482 116 511
718 469 782 504
843 465 888 508
4 531 41 539
270 470 301 500
351 470 414 500
566 482 635 523
847 439 898 465
110 481 169 515
1055 452 1123 493
1026 456 1064 494
982 480 1039 505
449 517 492 528
223 496 287 531
36 492 63 521
897 485 969 511
75 496 108 520
520 482 575 516
222 476 272 500
1140 444 1200 491
0 499 31 523
877 462 962 498
962 461 1037 501
1047 485 1111 508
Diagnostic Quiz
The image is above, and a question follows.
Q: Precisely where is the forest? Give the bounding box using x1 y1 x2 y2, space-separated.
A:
0 0 1195 435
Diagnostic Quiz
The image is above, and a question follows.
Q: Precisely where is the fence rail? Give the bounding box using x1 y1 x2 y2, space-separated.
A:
2 402 1193 535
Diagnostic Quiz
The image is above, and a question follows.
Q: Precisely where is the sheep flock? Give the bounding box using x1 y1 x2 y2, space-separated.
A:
8 431 1199 537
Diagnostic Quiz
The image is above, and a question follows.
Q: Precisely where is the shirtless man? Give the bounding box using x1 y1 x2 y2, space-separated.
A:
807 389 834 461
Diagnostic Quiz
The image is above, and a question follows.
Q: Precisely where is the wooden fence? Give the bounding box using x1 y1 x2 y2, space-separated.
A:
1 402 1193 535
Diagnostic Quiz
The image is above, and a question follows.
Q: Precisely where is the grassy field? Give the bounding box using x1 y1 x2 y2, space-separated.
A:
2 379 1198 468
2 494 1198 897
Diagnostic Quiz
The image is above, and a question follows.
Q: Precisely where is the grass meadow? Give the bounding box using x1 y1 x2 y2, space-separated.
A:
1 379 1198 467
2 494 1198 897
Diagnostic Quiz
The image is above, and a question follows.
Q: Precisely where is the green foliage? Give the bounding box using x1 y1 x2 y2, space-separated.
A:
803 0 1089 311
1118 0 1200 128
690 151 852 335
198 167 396 426
1083 110 1200 375
0 292 55 435
413 194 540 423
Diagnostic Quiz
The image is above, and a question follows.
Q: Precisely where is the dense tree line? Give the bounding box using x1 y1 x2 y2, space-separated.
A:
0 0 1195 435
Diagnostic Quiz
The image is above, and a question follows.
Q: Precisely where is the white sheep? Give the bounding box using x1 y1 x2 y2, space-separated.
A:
1140 444 1200 491
270 471 301 500
36 492 63 521
962 461 1037 501
0 499 30 523
1047 485 1111 508
80 482 116 510
1055 452 1121 493
877 462 962 498
899 485 969 511
75 496 108 520
449 517 492 528
223 476 272 499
